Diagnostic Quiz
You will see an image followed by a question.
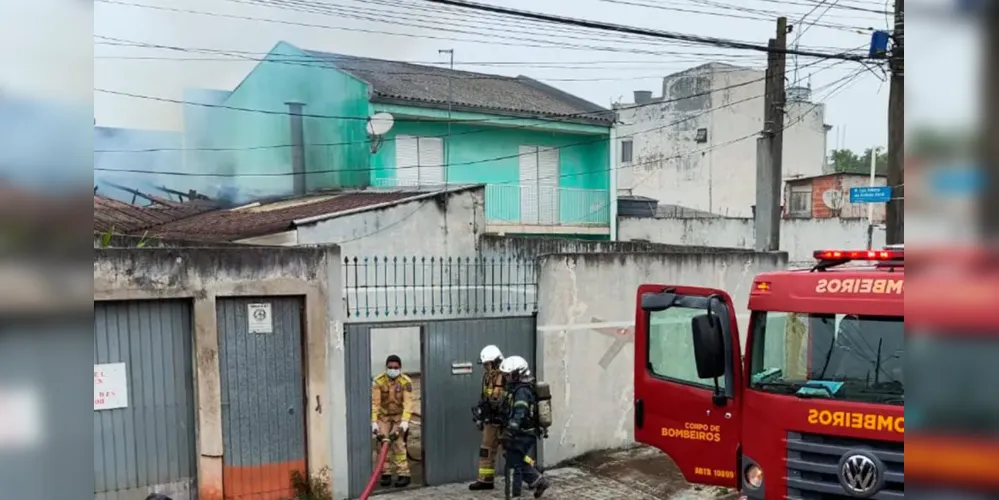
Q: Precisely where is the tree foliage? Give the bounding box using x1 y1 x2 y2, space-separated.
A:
96 227 148 248
829 147 887 175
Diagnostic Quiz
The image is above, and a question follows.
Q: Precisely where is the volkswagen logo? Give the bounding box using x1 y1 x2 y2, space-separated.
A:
837 452 884 498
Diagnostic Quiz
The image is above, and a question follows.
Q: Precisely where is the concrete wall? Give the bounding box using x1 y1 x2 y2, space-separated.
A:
618 216 886 266
93 247 343 500
479 234 738 259
369 326 421 378
615 63 827 217
535 250 787 466
297 187 486 257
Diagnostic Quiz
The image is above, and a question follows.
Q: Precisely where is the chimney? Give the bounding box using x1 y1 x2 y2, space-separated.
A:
286 102 307 196
633 90 653 105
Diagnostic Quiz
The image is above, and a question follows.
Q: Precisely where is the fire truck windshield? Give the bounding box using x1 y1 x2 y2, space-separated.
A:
748 312 904 405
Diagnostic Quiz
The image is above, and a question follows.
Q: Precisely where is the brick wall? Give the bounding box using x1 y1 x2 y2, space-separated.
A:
811 175 839 218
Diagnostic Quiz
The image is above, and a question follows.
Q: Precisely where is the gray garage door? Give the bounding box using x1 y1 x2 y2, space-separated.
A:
217 297 307 500
93 300 197 500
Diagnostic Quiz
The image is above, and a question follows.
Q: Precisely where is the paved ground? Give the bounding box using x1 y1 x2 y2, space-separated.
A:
372 376 734 499
370 446 735 500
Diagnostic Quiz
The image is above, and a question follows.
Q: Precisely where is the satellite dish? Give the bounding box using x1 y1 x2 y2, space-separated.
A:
366 112 395 136
822 189 845 210
366 112 394 154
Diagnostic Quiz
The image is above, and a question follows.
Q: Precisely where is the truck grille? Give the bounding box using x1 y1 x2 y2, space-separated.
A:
786 431 904 499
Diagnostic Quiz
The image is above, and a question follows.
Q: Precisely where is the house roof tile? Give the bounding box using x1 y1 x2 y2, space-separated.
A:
137 190 433 242
94 195 218 234
303 50 615 125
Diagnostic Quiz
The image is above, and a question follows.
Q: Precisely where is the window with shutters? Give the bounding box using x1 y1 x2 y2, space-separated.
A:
519 145 560 225
394 135 445 186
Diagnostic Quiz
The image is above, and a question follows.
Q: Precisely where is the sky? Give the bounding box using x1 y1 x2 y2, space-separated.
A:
91 0 958 154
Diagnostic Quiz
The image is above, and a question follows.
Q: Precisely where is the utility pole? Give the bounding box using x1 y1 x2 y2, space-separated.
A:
885 0 904 245
755 17 788 252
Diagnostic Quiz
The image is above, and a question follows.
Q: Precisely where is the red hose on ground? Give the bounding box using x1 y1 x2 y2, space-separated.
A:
360 439 391 500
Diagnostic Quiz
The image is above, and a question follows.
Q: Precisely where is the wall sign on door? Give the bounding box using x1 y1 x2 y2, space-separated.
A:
94 362 128 411
248 303 273 333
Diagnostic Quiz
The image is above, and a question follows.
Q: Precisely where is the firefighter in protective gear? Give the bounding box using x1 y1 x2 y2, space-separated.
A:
371 354 414 488
499 356 550 498
469 345 505 491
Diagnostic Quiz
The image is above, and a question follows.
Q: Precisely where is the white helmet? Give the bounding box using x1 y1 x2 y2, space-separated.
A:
499 355 530 377
480 345 504 364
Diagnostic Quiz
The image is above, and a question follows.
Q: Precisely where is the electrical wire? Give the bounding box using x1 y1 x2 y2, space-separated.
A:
94 35 768 65
94 49 865 155
96 0 774 59
96 59 862 183
132 66 869 245
595 0 871 32
412 0 874 61
95 0 869 60
94 35 768 64
752 0 889 15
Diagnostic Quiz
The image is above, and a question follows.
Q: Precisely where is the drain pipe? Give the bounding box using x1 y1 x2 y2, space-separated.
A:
609 126 618 241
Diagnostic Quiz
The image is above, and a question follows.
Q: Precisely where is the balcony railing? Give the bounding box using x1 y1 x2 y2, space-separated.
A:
369 178 610 226
485 184 610 226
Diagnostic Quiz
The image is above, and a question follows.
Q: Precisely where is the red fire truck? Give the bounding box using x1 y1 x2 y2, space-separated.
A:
633 248 904 499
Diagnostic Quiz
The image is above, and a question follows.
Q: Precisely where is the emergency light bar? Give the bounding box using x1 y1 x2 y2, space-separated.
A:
813 249 904 261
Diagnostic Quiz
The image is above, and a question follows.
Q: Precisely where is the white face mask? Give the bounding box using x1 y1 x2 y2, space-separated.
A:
387 368 401 378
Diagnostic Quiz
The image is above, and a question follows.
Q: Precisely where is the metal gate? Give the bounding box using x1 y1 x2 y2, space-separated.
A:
343 325 373 499
344 316 536 497
217 297 307 500
93 300 197 500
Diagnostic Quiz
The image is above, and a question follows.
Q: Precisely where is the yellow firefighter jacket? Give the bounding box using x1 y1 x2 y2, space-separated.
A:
371 372 414 421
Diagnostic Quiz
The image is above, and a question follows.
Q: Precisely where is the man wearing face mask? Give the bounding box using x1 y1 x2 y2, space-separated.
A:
371 354 414 487
469 345 505 491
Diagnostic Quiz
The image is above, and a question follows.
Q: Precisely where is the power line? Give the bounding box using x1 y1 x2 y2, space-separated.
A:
96 59 862 180
95 0 867 60
95 0 765 58
414 0 873 61
95 56 851 154
596 0 873 32
94 35 767 62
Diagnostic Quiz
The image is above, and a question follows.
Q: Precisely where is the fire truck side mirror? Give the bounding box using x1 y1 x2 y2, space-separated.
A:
691 313 726 380
641 291 676 312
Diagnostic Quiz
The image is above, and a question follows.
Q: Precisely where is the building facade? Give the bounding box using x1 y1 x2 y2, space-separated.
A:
185 42 616 238
784 172 888 221
613 62 830 218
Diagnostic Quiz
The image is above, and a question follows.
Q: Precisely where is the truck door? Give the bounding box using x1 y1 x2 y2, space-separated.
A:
633 284 743 488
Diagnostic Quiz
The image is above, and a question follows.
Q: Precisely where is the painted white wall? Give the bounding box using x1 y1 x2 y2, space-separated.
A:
618 217 886 266
535 251 788 466
615 63 827 217
296 187 486 257
369 326 421 377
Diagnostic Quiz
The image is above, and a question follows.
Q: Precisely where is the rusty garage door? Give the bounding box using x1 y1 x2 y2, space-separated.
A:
93 300 197 500
217 297 307 500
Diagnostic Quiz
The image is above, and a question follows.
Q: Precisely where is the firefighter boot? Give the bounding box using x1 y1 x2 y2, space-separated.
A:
394 476 411 488
379 474 392 487
469 481 495 490
530 476 550 498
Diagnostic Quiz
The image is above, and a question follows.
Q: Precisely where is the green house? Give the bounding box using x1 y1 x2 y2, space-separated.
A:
190 41 616 237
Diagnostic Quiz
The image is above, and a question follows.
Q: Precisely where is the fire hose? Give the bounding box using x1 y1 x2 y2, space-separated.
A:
359 437 391 500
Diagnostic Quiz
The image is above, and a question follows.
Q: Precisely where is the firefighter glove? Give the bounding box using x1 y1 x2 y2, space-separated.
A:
399 420 409 432
371 422 379 435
